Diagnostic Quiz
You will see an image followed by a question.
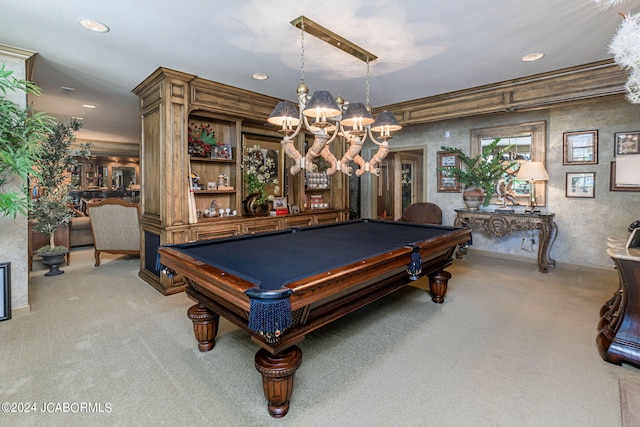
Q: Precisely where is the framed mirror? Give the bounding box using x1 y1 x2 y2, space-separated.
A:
471 121 546 207
111 166 137 190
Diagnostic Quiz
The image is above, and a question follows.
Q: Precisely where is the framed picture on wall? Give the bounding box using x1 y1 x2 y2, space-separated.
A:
610 161 640 192
563 130 598 165
614 131 640 156
437 151 461 193
566 172 595 198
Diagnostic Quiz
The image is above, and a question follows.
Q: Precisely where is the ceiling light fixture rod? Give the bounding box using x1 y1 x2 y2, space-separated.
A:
300 19 305 85
290 16 377 63
366 59 370 108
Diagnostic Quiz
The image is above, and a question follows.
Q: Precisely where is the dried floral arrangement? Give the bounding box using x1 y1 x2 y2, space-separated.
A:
188 122 218 157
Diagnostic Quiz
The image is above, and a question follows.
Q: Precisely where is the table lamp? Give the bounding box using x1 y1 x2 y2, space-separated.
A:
516 161 549 213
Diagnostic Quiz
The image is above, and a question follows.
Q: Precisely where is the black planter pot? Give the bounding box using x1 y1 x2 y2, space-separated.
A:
40 250 69 276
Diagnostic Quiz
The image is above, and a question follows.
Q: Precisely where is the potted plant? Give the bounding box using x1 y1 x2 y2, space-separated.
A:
30 118 90 275
0 64 53 218
439 138 516 209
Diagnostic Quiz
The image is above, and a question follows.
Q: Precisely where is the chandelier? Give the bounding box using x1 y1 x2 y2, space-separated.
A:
267 16 402 177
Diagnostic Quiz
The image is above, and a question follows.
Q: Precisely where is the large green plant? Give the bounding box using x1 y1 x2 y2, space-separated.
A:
30 118 88 253
439 138 516 206
0 64 53 218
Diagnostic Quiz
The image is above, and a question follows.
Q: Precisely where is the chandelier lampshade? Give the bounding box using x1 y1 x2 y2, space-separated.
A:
340 102 374 134
267 101 300 135
370 110 402 139
302 90 342 119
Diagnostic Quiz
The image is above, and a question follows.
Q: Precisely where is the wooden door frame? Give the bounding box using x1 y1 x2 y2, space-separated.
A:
371 149 424 220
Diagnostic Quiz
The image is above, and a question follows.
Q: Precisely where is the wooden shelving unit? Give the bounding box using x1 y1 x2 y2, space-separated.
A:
133 67 350 295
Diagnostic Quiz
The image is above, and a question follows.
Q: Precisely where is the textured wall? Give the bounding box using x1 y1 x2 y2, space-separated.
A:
362 95 640 269
0 50 31 315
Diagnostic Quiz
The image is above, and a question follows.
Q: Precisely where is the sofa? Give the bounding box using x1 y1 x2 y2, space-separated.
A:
70 214 93 247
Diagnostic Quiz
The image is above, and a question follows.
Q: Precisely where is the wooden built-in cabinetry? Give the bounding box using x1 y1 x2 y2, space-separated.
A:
133 67 349 295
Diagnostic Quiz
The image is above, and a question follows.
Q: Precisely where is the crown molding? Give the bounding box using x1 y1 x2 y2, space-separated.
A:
379 59 627 125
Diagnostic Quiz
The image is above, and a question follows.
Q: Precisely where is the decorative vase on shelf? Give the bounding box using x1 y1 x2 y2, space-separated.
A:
462 185 484 210
243 193 269 216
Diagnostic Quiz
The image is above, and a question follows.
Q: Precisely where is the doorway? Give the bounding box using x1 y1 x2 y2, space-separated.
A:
376 150 424 219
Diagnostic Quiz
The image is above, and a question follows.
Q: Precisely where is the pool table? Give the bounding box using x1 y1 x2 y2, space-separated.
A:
157 219 471 418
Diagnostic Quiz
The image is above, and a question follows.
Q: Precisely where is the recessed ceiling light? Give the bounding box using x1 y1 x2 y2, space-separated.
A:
82 104 97 109
252 73 269 81
72 116 84 121
522 52 544 62
79 19 109 33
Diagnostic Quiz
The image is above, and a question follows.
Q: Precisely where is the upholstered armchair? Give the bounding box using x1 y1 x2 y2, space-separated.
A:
87 198 141 266
398 202 443 225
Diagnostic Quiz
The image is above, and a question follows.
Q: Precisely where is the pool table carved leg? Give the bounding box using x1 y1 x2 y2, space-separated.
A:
254 346 303 418
187 304 219 352
428 270 452 304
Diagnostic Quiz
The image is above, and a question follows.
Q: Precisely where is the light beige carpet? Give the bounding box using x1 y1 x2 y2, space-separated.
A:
2 248 640 426
621 381 640 427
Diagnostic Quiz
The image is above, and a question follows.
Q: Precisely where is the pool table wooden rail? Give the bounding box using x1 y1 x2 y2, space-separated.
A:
158 226 471 331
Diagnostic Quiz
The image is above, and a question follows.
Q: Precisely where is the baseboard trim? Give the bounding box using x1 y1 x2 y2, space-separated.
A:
11 304 31 318
466 248 615 273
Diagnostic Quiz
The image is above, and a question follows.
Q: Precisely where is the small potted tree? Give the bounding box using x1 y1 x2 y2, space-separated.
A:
439 138 516 209
30 118 89 275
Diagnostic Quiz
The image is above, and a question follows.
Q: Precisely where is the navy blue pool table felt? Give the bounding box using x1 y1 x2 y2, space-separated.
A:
163 219 457 293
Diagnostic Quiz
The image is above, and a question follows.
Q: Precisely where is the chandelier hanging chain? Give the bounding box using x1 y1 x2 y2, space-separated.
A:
300 19 305 85
366 58 370 109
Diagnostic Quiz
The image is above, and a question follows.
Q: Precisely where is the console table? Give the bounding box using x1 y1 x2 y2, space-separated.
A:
454 209 557 273
597 247 640 369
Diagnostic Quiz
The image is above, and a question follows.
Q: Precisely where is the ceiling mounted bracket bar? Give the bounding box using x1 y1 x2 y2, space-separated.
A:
290 15 377 63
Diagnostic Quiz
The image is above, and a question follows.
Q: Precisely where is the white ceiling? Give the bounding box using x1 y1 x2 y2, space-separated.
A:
1 0 637 145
